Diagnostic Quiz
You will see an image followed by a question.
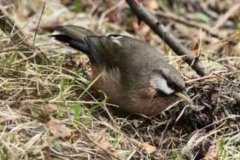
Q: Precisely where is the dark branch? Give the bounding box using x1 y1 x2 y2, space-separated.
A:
126 0 207 76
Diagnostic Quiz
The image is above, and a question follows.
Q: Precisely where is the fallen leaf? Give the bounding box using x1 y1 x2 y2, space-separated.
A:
47 118 71 138
141 142 156 154
72 54 89 67
60 0 73 6
43 104 58 114
203 145 218 160
143 0 158 11
94 130 114 151
90 129 121 158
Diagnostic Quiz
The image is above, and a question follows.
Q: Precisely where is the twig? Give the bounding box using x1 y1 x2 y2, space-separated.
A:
79 124 122 160
155 10 224 39
213 2 240 30
186 74 217 84
233 92 240 103
185 70 238 84
0 8 49 64
32 1 46 47
49 147 105 160
126 0 206 76
98 0 125 27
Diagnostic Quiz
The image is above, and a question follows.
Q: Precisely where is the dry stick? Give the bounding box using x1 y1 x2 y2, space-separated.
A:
126 0 206 76
0 9 49 64
32 1 46 47
155 10 224 39
213 2 240 30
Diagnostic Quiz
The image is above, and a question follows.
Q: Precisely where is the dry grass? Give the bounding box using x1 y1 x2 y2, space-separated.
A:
0 0 240 160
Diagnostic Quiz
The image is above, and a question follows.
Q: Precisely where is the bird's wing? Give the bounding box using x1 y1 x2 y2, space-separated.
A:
154 66 185 92
150 72 175 95
104 35 186 93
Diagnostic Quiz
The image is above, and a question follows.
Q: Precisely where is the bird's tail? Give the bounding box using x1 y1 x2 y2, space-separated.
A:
52 25 97 55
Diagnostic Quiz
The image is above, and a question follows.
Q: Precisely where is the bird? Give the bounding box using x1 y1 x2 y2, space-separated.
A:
52 25 186 116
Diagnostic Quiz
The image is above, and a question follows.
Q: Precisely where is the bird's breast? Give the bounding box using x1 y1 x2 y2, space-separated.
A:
90 66 123 103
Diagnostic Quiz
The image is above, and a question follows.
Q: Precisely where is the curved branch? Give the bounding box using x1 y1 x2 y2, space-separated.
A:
126 0 206 76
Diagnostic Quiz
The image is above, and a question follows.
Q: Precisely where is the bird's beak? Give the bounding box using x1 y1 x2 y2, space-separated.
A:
175 92 192 104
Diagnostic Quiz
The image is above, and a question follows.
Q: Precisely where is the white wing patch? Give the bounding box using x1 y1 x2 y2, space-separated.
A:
109 35 123 46
150 73 174 95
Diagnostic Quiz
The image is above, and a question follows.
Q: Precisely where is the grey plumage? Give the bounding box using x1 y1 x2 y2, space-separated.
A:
52 25 186 116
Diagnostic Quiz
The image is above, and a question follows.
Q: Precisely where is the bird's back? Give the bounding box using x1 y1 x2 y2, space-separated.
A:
86 35 185 91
